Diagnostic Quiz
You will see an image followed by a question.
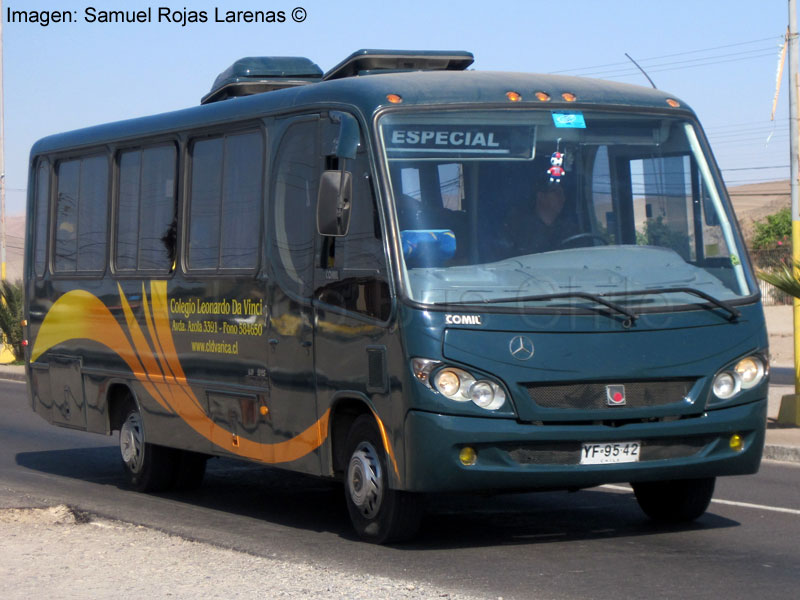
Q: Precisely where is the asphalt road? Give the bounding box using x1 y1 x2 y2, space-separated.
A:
1 378 799 600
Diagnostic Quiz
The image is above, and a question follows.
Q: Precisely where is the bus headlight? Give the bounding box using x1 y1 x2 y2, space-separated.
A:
712 371 740 400
432 367 507 411
711 355 766 403
435 369 468 400
469 380 506 410
733 356 765 389
469 381 495 406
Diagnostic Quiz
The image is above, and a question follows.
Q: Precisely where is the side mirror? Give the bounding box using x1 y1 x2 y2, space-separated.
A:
331 112 360 160
317 170 352 237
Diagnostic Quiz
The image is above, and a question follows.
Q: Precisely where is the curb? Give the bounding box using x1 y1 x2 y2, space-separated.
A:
763 444 800 464
0 372 25 383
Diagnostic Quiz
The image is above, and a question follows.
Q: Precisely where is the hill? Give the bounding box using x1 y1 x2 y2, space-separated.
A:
727 179 790 242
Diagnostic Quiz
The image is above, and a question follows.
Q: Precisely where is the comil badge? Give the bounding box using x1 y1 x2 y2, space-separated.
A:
606 385 626 406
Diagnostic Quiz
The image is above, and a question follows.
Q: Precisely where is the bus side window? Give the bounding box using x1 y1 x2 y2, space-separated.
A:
54 160 79 272
54 155 108 274
33 161 50 278
271 119 320 298
116 144 177 273
220 132 263 269
188 131 263 271
315 148 391 321
188 137 223 270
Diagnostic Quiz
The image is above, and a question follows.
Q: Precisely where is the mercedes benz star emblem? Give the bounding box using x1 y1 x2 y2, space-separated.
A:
509 335 535 360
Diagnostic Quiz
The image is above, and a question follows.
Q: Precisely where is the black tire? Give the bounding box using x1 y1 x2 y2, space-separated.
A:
343 415 421 544
118 402 178 492
632 477 716 523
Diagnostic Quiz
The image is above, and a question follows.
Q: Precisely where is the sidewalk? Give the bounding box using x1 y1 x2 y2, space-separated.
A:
0 364 25 383
762 304 800 462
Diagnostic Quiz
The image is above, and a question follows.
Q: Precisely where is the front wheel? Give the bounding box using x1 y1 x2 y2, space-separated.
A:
344 415 421 544
632 477 715 523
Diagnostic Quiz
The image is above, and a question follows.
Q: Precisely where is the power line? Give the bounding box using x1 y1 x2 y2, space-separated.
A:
721 165 791 171
707 126 790 139
551 36 782 74
576 50 778 80
710 134 790 145
600 49 773 75
705 118 790 131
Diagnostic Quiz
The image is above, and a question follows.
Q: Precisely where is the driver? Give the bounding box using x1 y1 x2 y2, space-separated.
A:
512 181 579 255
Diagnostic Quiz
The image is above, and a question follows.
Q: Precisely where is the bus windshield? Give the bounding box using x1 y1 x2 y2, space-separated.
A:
379 109 755 311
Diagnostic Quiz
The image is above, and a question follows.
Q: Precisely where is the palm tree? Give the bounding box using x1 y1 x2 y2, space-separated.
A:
758 262 800 300
0 281 24 361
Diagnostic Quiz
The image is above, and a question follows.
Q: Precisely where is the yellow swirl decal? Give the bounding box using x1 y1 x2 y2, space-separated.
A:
31 282 329 464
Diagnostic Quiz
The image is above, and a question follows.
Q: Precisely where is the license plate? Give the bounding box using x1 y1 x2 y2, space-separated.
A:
580 441 641 465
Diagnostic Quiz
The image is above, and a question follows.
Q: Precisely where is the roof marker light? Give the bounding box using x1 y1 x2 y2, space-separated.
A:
561 92 577 102
386 93 403 104
506 91 522 102
666 98 681 108
535 91 551 102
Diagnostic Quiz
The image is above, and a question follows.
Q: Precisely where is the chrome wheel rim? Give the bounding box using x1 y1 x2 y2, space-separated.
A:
120 411 144 474
347 441 383 519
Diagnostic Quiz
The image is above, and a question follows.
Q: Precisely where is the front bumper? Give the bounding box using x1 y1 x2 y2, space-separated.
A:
402 398 766 492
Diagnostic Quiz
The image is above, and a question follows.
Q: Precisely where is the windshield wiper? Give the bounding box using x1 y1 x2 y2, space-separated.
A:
443 291 639 326
601 287 741 321
439 286 740 324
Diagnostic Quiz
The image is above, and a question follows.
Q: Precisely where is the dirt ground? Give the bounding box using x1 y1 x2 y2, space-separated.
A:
0 504 489 600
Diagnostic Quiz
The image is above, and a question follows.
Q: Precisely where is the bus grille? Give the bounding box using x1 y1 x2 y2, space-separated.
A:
523 379 696 410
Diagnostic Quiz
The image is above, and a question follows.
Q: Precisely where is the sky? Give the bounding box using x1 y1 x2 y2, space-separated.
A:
1 0 795 217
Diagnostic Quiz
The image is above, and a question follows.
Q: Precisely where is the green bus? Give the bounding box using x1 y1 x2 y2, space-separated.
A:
25 49 768 543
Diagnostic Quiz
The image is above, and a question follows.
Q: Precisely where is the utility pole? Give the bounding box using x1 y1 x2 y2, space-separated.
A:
0 0 6 283
781 0 800 425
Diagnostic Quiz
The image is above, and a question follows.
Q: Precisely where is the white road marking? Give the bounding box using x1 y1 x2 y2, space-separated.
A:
601 484 800 516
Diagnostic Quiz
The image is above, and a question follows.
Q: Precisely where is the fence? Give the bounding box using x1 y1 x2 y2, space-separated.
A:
750 248 793 306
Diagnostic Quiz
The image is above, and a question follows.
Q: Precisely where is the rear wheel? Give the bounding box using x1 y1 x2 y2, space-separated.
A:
632 477 716 523
344 415 421 544
118 402 177 492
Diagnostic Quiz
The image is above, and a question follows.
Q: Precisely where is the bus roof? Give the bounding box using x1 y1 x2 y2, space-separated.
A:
31 69 691 157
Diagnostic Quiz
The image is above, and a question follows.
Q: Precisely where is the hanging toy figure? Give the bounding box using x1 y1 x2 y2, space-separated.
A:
547 151 565 183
